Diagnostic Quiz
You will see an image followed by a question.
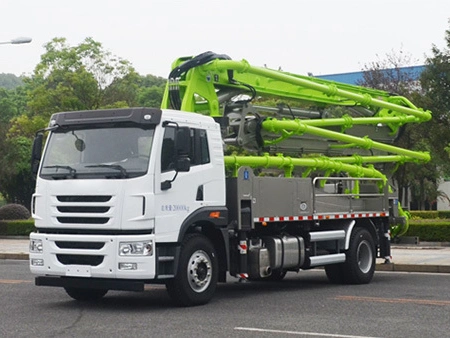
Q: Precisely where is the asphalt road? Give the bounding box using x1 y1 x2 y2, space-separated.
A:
2 260 450 338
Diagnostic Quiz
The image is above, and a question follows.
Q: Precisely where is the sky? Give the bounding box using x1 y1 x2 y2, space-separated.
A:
1 0 450 78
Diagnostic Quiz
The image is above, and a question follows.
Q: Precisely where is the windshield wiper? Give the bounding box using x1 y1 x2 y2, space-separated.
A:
85 164 128 178
43 165 77 178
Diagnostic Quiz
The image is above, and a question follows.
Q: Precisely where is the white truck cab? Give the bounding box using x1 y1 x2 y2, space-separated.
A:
30 108 229 303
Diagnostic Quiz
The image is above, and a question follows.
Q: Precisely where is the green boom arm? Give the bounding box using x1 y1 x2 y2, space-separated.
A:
161 51 431 179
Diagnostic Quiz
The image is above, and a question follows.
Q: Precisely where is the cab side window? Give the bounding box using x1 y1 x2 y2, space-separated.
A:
190 129 210 166
161 127 210 172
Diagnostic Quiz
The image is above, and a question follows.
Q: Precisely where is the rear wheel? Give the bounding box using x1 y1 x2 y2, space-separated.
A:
265 269 287 281
166 234 218 306
325 263 346 284
64 287 108 301
325 227 375 284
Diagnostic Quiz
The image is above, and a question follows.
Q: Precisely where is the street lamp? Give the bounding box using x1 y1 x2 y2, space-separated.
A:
0 37 32 45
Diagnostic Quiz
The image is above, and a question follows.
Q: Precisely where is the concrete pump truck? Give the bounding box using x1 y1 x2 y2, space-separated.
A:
29 52 431 306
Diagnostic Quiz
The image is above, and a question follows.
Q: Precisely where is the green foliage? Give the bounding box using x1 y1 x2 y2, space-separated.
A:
140 74 166 87
25 37 139 116
0 204 31 220
137 85 165 108
0 134 35 206
419 26 450 183
0 73 23 89
0 86 28 123
8 115 48 139
438 211 450 219
410 211 439 219
0 220 34 236
409 210 450 219
0 37 166 208
406 220 450 242
0 195 6 207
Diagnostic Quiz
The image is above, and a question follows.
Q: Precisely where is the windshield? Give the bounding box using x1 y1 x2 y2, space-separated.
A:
40 126 154 179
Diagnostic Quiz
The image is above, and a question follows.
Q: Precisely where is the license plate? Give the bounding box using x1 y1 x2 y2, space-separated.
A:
66 265 92 277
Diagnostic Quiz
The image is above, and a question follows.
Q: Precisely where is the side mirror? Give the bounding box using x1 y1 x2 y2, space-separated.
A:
175 127 191 155
31 133 43 176
161 126 191 190
175 157 190 172
75 138 86 152
174 126 190 172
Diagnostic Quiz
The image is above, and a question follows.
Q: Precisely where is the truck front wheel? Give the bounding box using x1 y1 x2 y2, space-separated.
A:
325 227 375 284
64 287 108 301
166 234 218 306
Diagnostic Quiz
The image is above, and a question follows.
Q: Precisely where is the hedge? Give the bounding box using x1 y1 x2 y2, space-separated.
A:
0 220 35 236
405 219 450 242
409 210 450 219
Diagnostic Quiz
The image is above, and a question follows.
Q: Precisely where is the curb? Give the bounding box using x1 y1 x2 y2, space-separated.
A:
376 263 450 274
0 253 29 260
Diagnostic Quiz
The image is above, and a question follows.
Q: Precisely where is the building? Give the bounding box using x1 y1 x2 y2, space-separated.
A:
314 65 426 85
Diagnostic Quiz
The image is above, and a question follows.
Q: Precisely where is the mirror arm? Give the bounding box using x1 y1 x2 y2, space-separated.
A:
161 171 179 191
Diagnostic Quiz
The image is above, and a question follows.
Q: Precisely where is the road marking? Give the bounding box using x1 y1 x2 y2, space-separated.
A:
335 295 450 307
234 327 381 338
0 279 32 284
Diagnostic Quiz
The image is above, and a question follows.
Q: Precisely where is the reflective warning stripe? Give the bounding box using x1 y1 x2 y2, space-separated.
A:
254 212 388 223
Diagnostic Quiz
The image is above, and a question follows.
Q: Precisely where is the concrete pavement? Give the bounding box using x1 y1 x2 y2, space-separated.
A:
1 237 450 273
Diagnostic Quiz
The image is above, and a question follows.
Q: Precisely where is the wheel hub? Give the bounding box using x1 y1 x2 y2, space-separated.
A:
187 250 212 293
357 240 373 273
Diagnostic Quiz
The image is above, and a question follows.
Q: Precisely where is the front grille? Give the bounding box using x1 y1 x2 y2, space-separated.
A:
55 195 112 225
57 217 109 224
57 196 111 202
55 241 105 249
57 206 110 213
57 254 104 266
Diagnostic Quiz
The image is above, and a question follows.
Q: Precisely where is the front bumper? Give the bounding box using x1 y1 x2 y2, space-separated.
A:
29 232 156 279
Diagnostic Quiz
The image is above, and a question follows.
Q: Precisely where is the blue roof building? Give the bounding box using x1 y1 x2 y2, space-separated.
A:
315 65 426 85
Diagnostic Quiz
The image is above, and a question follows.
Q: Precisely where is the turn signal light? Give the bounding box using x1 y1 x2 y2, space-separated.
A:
209 211 220 218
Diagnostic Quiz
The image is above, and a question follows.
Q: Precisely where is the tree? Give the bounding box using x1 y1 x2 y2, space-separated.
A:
139 74 166 88
0 88 16 123
0 37 141 207
136 74 166 108
357 48 437 210
0 36 169 207
0 125 34 207
418 22 450 208
24 37 139 117
358 48 421 94
0 73 23 89
0 86 28 123
137 85 165 107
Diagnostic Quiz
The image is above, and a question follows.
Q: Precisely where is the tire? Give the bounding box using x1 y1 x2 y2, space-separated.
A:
166 234 218 306
325 227 375 285
265 269 287 281
325 263 346 284
64 287 108 301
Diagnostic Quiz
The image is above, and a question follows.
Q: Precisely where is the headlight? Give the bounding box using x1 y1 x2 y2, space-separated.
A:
30 239 43 253
119 241 153 256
